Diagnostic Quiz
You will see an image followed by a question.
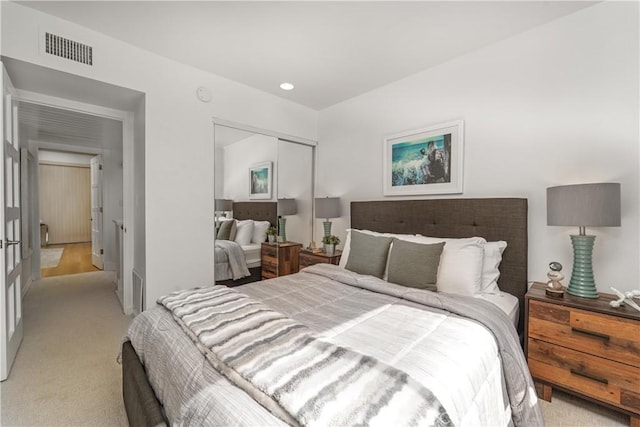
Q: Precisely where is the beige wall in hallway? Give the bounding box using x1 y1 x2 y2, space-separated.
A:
39 163 91 244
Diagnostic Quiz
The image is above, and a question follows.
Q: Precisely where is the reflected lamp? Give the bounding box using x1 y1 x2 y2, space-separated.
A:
215 199 233 214
277 198 297 242
547 183 621 298
315 197 341 238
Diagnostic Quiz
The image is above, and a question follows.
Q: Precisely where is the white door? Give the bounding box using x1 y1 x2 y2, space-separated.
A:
90 155 104 269
1 63 23 381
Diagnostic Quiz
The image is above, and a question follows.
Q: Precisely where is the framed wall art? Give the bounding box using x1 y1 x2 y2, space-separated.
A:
249 161 272 199
383 120 464 196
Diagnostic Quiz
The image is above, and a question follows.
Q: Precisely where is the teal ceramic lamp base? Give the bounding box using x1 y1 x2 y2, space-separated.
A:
323 220 332 238
278 217 287 242
567 234 599 298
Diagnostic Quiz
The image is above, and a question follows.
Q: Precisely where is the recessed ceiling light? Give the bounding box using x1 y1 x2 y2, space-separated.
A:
280 82 294 91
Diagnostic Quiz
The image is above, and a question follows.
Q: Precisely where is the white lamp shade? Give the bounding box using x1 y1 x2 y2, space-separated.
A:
215 199 233 211
278 198 297 216
547 183 621 227
315 197 340 219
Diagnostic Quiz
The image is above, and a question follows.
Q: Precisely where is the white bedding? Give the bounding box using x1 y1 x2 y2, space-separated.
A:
128 265 529 426
241 242 261 268
475 291 519 328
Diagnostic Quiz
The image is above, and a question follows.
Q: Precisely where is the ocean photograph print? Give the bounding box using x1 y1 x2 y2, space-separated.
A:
383 120 464 196
249 161 272 199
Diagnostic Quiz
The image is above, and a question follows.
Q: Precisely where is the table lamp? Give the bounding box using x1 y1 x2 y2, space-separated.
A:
215 199 233 214
214 199 233 228
547 183 621 298
277 198 297 242
315 197 340 238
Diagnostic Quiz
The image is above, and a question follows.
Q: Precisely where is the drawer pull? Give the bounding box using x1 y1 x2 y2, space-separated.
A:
571 327 610 342
570 368 609 385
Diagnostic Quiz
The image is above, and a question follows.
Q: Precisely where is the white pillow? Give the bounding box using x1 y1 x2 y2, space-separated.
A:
234 220 255 246
481 241 507 294
252 221 270 244
412 235 486 296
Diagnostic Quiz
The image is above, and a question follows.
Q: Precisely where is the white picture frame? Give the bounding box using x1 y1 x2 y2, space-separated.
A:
249 161 272 199
383 120 464 196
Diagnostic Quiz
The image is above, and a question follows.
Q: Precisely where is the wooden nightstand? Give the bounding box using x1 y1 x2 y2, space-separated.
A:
261 242 301 279
525 283 640 427
299 250 342 269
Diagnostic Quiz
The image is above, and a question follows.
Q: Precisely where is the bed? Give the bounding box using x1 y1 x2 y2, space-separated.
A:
122 198 541 427
215 201 277 286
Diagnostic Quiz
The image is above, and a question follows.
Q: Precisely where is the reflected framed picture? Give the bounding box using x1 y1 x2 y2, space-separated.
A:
249 161 272 199
383 120 464 196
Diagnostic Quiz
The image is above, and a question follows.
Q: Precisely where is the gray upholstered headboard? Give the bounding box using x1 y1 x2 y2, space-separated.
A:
232 202 278 227
351 198 528 332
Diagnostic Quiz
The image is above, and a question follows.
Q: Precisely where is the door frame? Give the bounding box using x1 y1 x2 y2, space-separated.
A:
18 90 135 315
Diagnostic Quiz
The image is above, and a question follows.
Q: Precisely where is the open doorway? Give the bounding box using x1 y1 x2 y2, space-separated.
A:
18 100 125 289
37 150 104 278
5 57 143 316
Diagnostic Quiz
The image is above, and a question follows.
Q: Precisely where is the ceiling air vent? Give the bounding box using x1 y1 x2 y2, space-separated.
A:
44 32 93 66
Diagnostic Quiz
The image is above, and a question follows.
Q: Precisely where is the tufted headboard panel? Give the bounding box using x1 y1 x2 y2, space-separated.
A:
232 202 278 227
351 198 528 333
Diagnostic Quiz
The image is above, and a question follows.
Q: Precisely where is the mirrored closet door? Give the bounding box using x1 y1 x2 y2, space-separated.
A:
213 122 315 286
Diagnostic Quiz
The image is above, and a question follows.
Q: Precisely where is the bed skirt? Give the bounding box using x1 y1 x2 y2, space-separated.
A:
122 341 167 427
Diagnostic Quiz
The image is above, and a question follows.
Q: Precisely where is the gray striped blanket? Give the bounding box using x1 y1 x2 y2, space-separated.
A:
214 240 250 280
158 285 453 427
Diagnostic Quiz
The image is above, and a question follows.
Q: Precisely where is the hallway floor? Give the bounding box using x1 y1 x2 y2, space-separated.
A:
0 271 132 426
41 242 100 278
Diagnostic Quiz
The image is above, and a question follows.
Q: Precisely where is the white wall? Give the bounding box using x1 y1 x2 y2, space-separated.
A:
317 2 639 293
2 2 318 307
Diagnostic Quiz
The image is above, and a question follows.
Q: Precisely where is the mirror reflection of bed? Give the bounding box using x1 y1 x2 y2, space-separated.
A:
213 122 315 286
215 201 277 286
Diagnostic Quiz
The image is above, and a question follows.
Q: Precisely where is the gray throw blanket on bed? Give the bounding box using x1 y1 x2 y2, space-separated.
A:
158 286 453 427
214 240 250 280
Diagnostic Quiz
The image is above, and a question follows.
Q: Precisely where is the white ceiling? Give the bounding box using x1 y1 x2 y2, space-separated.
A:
18 1 595 110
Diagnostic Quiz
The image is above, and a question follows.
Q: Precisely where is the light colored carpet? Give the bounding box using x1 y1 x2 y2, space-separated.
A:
39 248 64 269
0 271 132 426
0 271 631 426
539 388 628 426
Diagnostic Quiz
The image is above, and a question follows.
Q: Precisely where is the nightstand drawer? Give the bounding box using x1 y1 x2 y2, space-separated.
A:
528 338 640 414
529 300 640 366
261 245 277 258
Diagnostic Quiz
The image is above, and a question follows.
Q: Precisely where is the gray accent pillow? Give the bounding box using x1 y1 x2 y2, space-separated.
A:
387 240 444 291
217 220 235 241
345 230 393 278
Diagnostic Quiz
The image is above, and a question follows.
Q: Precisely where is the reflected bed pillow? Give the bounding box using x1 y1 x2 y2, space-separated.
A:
234 220 254 246
216 219 236 241
252 220 271 244
344 230 393 278
387 240 444 291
